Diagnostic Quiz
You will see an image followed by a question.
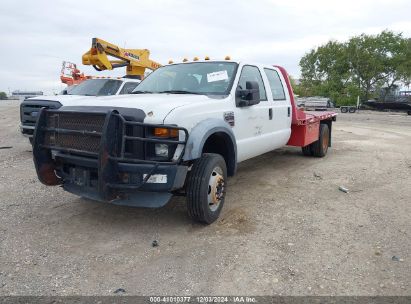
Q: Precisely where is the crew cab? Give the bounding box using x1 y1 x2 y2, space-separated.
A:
20 78 140 140
32 60 336 224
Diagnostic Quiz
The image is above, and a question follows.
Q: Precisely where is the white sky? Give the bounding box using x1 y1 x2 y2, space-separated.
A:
0 0 410 95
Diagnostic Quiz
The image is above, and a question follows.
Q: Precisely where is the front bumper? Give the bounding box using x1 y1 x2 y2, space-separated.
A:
33 108 189 208
20 124 35 137
62 161 188 207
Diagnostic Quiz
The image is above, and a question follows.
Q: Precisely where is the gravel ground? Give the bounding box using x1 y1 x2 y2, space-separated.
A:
0 101 410 296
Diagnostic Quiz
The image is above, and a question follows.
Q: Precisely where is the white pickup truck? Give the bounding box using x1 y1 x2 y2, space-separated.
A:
32 60 336 224
20 78 140 141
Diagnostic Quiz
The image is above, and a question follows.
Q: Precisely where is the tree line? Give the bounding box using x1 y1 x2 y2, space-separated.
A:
295 31 411 105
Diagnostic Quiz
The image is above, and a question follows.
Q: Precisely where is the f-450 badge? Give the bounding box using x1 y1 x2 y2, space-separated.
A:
224 111 235 127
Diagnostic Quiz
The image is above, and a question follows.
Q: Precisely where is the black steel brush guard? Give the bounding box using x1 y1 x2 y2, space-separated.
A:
33 108 189 206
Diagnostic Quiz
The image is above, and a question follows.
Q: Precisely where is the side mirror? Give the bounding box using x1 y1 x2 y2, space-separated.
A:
236 81 260 107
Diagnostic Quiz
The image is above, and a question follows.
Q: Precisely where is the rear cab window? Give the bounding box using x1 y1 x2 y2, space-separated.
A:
119 82 139 94
263 68 286 100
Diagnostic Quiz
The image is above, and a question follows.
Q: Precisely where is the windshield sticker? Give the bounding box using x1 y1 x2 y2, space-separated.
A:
207 70 228 82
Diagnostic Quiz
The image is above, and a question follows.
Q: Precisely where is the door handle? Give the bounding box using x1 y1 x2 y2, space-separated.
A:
269 108 273 120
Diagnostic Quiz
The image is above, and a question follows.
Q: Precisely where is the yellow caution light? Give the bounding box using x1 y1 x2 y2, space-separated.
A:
182 58 188 62
193 57 199 61
168 59 174 64
153 128 179 138
204 56 210 60
225 55 231 60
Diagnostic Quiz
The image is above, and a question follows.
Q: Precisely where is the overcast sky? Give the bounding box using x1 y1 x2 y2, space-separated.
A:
0 0 410 95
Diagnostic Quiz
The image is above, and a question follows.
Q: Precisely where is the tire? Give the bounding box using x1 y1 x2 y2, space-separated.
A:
340 107 348 113
301 145 313 156
348 107 356 113
186 153 227 224
311 123 330 157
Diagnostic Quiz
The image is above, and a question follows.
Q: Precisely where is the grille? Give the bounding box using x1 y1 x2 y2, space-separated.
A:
45 112 106 154
47 112 105 132
21 101 61 126
45 132 102 153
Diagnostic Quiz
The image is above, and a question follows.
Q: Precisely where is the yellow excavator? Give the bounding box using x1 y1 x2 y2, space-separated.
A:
82 38 162 79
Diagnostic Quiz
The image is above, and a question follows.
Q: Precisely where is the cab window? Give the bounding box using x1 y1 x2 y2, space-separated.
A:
119 82 139 94
264 68 286 100
237 65 267 101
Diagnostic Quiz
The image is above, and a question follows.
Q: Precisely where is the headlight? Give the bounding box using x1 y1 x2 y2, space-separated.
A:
155 144 169 157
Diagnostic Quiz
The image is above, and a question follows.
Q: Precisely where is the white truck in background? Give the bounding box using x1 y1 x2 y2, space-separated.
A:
20 78 140 141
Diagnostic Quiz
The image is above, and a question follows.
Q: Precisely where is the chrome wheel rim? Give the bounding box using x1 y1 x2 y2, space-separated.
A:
207 166 225 212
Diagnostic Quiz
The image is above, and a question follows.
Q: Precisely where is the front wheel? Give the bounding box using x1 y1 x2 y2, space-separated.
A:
186 153 227 224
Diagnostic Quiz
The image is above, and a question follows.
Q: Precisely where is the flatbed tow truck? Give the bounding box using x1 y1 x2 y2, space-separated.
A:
32 59 337 224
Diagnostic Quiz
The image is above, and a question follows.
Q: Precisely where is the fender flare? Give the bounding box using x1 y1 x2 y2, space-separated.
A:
183 118 237 176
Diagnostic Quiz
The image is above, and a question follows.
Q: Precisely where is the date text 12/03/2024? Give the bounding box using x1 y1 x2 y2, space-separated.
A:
149 296 257 303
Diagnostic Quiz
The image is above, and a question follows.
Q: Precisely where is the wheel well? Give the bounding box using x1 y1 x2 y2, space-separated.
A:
202 132 236 176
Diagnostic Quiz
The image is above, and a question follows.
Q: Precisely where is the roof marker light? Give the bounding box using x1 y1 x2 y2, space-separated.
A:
182 58 188 62
193 57 199 61
225 56 231 60
168 59 174 64
204 56 210 60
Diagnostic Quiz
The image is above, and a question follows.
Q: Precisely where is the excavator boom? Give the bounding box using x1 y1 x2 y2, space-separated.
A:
82 38 162 78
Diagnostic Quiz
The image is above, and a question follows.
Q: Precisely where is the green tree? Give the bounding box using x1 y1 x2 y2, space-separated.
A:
347 31 409 100
0 92 7 100
299 30 411 105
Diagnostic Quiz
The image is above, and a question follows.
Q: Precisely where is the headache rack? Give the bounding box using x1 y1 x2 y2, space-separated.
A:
33 108 189 200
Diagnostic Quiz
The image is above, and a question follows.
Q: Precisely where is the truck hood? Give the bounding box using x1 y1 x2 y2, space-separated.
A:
59 94 215 123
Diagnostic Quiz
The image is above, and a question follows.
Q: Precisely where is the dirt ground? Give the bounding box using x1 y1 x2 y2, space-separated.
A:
0 100 410 296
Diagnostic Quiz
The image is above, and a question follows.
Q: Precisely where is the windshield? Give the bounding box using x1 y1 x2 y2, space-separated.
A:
133 62 238 95
68 79 122 96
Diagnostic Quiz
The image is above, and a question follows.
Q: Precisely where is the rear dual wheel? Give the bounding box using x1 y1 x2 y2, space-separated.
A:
301 123 330 157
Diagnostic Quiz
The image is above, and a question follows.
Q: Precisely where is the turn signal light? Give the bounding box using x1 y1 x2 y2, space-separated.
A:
153 128 179 138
